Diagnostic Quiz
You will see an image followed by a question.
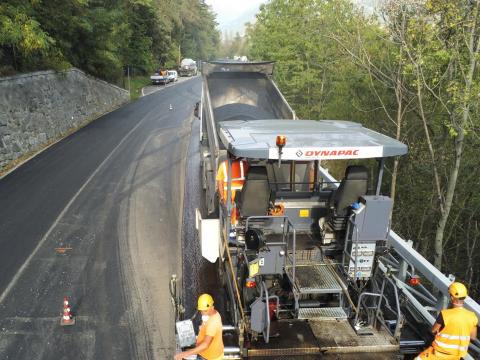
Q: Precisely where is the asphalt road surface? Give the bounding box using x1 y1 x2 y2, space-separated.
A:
142 75 198 97
0 77 202 359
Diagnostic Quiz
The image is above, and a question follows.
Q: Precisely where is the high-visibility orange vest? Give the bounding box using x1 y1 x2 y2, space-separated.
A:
432 307 478 357
216 160 248 201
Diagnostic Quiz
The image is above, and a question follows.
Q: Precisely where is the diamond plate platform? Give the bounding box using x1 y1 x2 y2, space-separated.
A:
298 307 348 320
286 263 342 294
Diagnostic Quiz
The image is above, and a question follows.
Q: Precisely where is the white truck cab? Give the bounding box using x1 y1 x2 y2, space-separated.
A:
167 70 178 82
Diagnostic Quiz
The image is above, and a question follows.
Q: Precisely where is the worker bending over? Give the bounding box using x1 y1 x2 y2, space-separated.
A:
216 158 249 226
415 282 478 360
174 294 224 360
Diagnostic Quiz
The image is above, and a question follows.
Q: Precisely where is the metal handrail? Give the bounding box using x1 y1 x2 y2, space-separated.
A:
387 231 480 318
316 164 480 358
354 292 383 329
259 281 280 344
318 166 480 318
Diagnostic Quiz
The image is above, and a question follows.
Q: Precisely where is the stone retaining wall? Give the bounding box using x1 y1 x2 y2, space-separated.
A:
0 68 129 170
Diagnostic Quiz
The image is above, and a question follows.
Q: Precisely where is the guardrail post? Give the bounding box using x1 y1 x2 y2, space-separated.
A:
398 240 412 282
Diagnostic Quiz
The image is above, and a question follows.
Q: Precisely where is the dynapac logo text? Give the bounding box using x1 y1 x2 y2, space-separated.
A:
304 149 360 157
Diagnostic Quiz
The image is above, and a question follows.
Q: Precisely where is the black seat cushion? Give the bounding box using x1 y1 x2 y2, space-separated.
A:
332 165 368 217
237 167 271 217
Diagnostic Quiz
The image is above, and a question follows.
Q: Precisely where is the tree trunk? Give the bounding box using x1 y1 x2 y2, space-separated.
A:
433 2 480 270
390 63 404 204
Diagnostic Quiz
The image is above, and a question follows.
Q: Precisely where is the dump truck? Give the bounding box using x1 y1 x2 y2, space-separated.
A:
179 58 197 77
173 61 480 359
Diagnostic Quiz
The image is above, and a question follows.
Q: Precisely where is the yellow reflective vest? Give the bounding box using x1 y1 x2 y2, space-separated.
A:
432 307 478 357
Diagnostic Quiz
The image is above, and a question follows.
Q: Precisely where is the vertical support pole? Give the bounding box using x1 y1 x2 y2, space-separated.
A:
376 158 385 195
398 259 408 282
398 240 413 282
374 278 387 328
127 65 131 94
313 160 319 191
178 44 181 66
290 161 296 192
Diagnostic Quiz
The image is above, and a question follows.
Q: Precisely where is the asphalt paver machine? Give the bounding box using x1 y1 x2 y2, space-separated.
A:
175 61 480 360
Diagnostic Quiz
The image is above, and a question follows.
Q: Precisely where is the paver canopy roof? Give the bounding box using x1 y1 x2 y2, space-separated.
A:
218 120 408 160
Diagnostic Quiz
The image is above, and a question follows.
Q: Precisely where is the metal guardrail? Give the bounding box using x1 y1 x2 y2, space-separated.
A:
318 166 480 359
387 232 480 318
318 167 480 315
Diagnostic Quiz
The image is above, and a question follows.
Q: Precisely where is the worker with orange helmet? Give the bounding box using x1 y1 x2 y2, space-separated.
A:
174 294 224 360
415 282 478 359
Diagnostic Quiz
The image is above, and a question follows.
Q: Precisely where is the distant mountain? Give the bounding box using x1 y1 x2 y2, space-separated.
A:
219 6 260 37
218 0 376 38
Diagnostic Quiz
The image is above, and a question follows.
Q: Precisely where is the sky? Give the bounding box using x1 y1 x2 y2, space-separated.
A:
203 0 375 35
205 0 265 33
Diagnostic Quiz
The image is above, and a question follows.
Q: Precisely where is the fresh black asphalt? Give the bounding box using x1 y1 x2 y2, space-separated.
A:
0 77 202 359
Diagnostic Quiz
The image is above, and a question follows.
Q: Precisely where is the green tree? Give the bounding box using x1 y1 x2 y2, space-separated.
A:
0 0 219 81
386 0 480 271
247 0 374 121
0 1 55 74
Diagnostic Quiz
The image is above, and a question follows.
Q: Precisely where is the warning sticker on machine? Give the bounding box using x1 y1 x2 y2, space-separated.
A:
176 320 196 347
249 260 260 277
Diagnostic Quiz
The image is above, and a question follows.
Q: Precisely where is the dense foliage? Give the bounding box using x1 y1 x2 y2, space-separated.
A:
247 0 480 297
0 0 219 83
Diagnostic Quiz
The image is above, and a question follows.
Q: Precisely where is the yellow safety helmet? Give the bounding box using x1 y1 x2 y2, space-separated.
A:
197 293 214 311
449 282 468 299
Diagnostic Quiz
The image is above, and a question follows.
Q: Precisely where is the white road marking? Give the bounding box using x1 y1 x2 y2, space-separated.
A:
0 113 147 305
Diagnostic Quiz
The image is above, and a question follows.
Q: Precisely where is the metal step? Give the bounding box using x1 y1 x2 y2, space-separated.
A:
298 307 348 320
286 262 342 295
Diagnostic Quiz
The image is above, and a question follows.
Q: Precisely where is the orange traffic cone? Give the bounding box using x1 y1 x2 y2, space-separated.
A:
60 296 75 326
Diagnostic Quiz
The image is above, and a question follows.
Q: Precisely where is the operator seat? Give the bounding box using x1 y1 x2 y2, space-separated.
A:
237 166 271 217
329 165 368 230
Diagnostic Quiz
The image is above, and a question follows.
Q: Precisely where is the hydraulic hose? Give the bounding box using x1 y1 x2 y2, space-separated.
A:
223 234 246 323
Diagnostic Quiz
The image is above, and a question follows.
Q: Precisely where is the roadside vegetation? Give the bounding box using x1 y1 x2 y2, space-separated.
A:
128 76 151 100
0 0 219 85
245 0 480 297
